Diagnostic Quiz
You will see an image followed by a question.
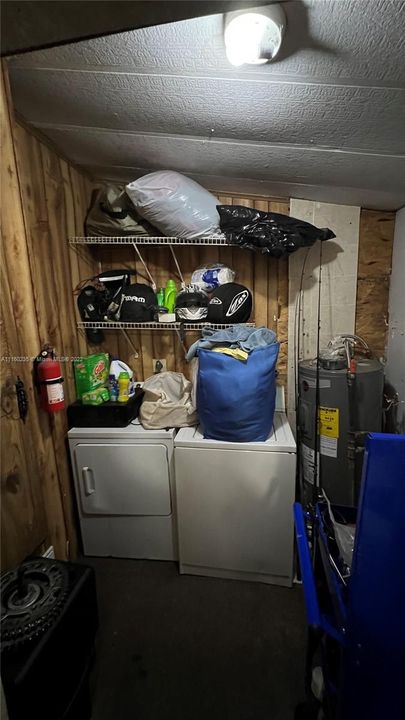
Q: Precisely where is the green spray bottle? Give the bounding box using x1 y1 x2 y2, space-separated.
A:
156 287 165 308
164 279 177 313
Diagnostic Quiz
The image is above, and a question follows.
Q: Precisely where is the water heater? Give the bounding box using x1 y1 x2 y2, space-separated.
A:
298 339 384 506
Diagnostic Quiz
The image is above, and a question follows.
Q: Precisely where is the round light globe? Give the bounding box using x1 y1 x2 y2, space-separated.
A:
224 5 286 67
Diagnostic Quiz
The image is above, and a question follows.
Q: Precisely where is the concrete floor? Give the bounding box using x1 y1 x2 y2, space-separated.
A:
88 558 307 720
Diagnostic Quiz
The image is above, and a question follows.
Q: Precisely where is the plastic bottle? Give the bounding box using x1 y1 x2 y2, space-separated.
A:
109 374 118 402
110 359 135 397
164 279 177 313
118 371 130 403
156 287 165 308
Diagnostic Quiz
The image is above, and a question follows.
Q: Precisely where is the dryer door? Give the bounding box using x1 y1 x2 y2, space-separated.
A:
74 443 171 516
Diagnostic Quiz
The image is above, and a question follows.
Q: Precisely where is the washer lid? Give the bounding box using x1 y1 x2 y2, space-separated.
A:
174 412 296 452
68 422 176 440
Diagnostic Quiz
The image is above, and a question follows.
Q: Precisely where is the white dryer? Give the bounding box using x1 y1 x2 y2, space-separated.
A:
174 399 296 586
68 423 177 560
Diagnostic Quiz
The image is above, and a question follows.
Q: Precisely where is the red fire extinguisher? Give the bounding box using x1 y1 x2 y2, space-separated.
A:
35 346 65 412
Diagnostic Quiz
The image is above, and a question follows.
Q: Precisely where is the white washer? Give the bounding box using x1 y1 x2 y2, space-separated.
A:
174 405 296 586
68 423 177 560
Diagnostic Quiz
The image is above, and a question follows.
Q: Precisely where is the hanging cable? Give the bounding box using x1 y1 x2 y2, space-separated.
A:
169 245 186 289
294 248 310 504
132 243 157 291
312 239 323 506
294 249 310 416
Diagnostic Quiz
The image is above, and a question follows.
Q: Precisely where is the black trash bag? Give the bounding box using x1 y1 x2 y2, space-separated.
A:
217 205 335 257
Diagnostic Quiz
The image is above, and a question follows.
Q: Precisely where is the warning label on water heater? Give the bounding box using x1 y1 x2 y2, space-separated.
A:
318 407 339 438
318 406 339 458
319 435 338 457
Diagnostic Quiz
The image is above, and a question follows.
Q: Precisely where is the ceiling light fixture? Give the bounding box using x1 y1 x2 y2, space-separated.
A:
224 4 286 67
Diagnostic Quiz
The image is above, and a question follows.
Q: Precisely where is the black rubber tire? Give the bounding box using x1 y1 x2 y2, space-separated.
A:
1 558 69 651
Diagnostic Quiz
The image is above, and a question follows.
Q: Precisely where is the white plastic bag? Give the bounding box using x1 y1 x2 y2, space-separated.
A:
126 171 221 239
324 493 356 569
140 371 198 429
191 264 235 292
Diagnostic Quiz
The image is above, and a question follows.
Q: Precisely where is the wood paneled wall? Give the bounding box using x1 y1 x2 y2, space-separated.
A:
1 67 93 570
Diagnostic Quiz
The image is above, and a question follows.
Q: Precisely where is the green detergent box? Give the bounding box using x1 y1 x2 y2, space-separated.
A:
73 353 109 400
82 386 110 406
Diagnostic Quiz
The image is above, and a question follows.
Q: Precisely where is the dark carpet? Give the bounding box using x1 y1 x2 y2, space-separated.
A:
88 558 307 720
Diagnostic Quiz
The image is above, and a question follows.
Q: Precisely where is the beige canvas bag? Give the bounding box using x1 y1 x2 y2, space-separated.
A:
85 184 156 237
140 372 198 429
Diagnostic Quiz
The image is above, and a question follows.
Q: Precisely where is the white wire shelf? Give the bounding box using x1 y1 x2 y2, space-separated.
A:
77 321 255 331
70 235 230 246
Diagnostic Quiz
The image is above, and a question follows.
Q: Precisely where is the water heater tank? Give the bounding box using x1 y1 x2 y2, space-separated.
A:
298 356 384 505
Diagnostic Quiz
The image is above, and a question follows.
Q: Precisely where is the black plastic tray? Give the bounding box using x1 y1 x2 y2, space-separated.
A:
67 387 144 428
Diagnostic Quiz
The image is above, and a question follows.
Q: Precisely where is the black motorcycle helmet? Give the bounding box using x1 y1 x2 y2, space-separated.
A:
175 286 209 322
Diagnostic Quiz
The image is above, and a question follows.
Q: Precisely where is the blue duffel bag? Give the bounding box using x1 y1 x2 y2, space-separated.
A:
197 342 279 442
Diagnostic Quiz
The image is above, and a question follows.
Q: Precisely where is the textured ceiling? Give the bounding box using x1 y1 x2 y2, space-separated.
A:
8 0 405 209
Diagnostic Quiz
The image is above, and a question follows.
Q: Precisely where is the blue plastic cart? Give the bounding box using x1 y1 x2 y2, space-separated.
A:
294 433 405 719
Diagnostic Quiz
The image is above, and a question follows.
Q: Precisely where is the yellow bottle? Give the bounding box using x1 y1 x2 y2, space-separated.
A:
117 371 130 403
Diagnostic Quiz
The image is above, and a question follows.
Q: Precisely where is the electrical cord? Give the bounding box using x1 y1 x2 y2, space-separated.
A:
312 239 323 506
294 248 310 412
293 248 310 503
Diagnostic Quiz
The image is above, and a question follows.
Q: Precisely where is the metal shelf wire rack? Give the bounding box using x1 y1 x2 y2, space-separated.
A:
77 321 255 332
70 236 230 246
